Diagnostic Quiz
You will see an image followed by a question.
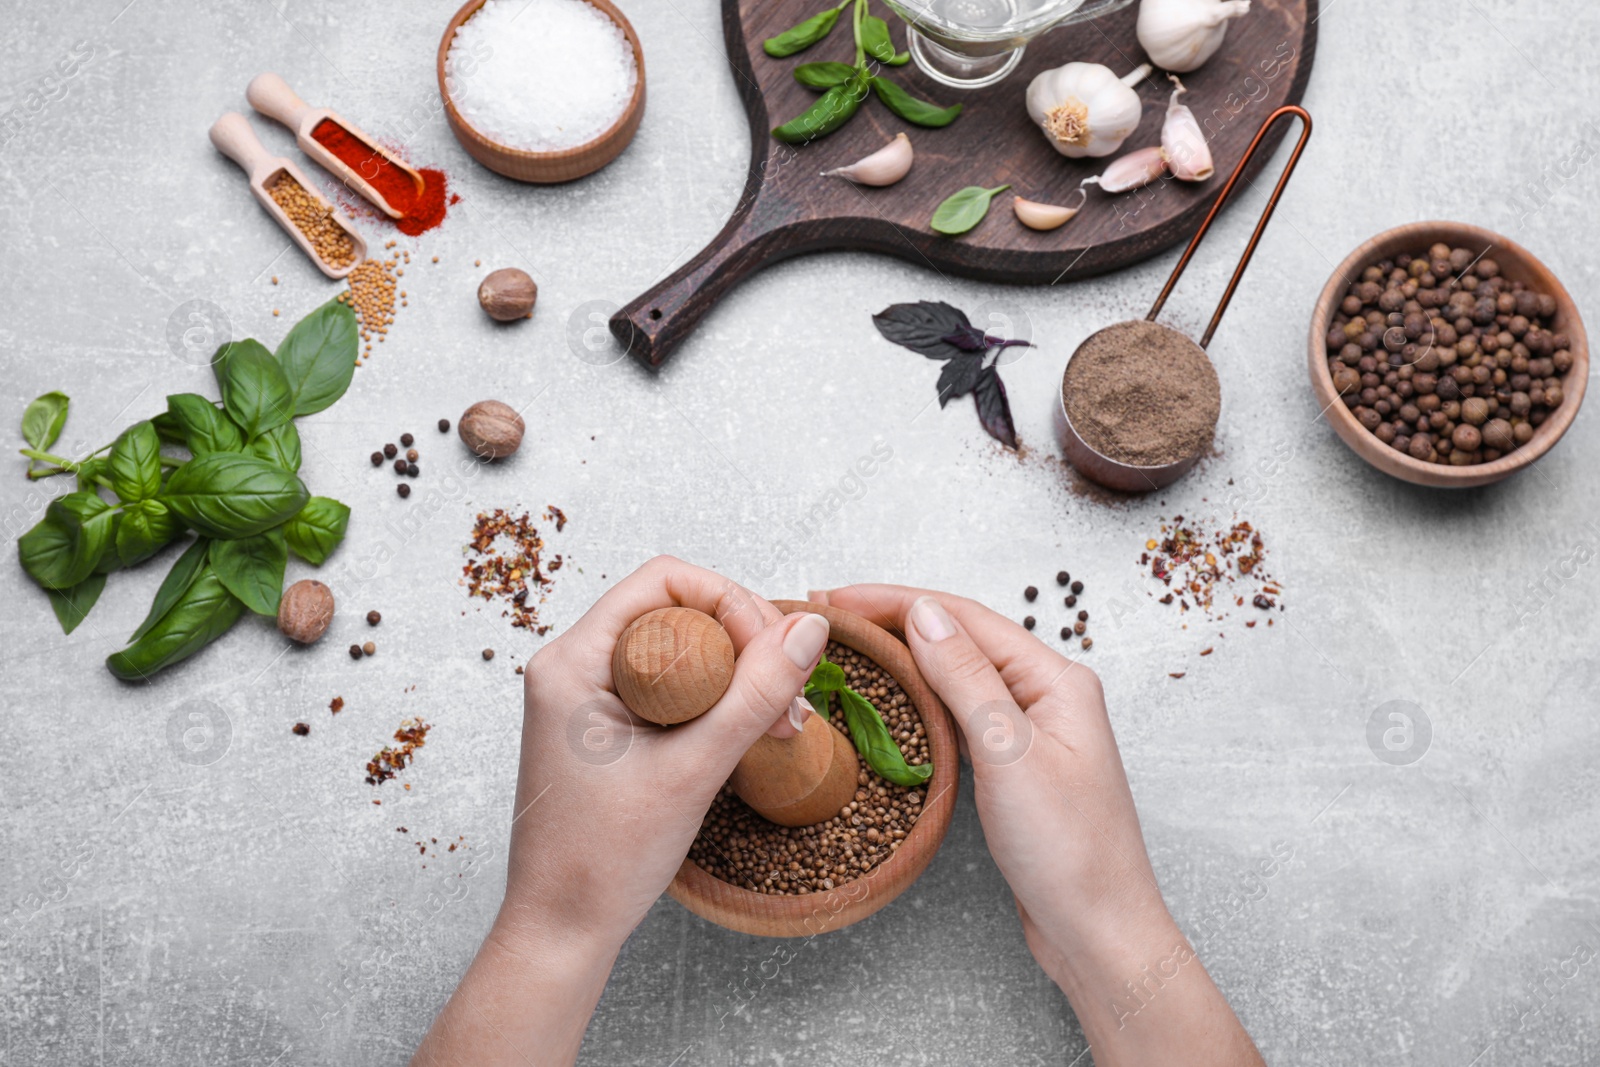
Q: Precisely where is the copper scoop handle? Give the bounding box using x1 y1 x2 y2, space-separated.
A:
1147 105 1314 349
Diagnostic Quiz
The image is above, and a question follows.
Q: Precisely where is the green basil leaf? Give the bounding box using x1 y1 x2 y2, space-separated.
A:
870 76 962 127
888 49 910 66
794 61 858 90
275 297 359 416
22 391 69 451
18 491 115 589
213 339 293 440
931 184 1011 236
45 572 107 635
166 393 243 457
129 537 210 642
803 655 848 718
859 14 897 63
246 420 302 472
160 453 309 539
150 409 185 446
109 420 162 502
209 528 287 616
839 688 933 786
106 566 244 681
772 72 869 144
115 499 179 569
284 496 350 566
763 1 847 57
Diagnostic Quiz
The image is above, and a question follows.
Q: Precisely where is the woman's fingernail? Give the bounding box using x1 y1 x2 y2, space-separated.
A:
909 596 956 643
806 589 829 605
788 695 812 732
783 612 830 670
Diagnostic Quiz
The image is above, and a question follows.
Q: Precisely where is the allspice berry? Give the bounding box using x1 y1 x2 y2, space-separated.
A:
458 400 525 460
278 580 334 645
478 268 537 322
1482 418 1515 452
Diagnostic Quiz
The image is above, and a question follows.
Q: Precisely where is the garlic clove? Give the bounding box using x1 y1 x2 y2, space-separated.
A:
1136 0 1251 73
1025 61 1152 159
1013 190 1087 231
1160 75 1214 182
821 132 913 186
1081 146 1169 195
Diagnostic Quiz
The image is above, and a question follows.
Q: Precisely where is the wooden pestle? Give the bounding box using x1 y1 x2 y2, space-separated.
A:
611 607 859 828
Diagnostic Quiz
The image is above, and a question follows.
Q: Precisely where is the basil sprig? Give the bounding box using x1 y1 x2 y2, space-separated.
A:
15 297 359 677
803 654 934 786
767 0 960 144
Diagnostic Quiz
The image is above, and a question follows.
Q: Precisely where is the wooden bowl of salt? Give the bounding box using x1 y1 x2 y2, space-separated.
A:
436 0 646 184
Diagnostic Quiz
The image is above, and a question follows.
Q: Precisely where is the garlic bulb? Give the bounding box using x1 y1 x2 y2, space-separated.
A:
822 132 913 187
1081 146 1168 194
1013 190 1087 231
1137 0 1251 73
1025 61 1152 159
1160 76 1213 181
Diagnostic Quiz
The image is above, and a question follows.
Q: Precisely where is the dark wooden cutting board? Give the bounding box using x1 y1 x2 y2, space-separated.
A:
612 0 1318 367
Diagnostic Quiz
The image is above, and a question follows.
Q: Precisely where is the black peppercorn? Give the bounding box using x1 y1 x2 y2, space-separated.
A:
367 610 381 626
397 484 411 498
370 451 383 466
1077 609 1088 622
1024 586 1038 602
1023 616 1036 630
482 648 495 661
1059 626 1070 640
1056 571 1070 586
393 458 408 474
438 418 451 433
1070 580 1084 595
1065 594 1077 608
406 463 419 477
401 433 415 447
348 644 363 660
383 443 397 458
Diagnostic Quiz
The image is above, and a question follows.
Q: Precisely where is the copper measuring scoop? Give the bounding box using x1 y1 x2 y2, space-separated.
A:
1057 105 1313 493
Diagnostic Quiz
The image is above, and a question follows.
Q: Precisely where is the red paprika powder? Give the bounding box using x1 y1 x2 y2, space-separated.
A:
311 119 450 237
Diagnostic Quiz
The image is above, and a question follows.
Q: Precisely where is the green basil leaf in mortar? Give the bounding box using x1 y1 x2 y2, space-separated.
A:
275 297 359 417
838 687 933 785
22 391 70 452
931 184 1011 236
45 572 107 635
115 499 180 569
166 393 243 457
870 76 962 127
803 655 849 717
858 14 898 63
209 527 287 616
793 61 858 90
284 496 350 566
246 420 302 473
109 420 163 502
129 537 210 642
213 339 293 441
106 566 244 681
18 491 115 589
161 453 308 539
763 0 848 57
773 71 869 144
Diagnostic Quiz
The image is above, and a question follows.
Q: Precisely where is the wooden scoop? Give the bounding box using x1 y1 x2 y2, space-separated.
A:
246 72 423 220
612 607 859 828
207 111 365 280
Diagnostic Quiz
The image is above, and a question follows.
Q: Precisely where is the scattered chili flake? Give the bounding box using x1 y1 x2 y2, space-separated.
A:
1141 515 1283 655
462 508 569 634
1169 672 1186 679
546 505 568 532
329 696 345 714
292 722 310 736
1199 648 1214 656
365 718 431 785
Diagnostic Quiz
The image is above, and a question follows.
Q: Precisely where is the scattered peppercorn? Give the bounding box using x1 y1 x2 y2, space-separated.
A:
362 641 376 656
406 448 419 462
1024 585 1038 602
438 418 451 433
384 443 398 458
366 610 381 626
1060 626 1070 640
406 462 419 477
1056 571 1070 586
348 644 363 660
1077 610 1089 622
482 648 495 661
397 484 410 498
401 433 415 447
1073 620 1086 636
292 722 310 735
1023 616 1036 630
1065 594 1077 608
393 458 408 474
370 451 383 466
1070 580 1084 595
1081 637 1093 650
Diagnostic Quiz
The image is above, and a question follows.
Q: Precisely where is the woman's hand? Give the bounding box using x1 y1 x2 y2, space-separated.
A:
414 556 830 1067
810 585 1263 1067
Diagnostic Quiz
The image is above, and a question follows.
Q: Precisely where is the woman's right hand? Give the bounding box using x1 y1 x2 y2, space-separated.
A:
809 585 1263 1067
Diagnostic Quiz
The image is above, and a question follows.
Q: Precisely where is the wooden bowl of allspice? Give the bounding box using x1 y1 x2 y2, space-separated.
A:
668 600 959 938
1309 221 1588 487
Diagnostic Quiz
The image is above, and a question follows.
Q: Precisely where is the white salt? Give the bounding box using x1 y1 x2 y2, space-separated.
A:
446 0 638 153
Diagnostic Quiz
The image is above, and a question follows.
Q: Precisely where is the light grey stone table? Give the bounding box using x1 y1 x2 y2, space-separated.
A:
2 1 1597 1064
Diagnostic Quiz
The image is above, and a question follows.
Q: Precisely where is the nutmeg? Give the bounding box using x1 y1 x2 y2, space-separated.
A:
278 579 334 644
458 400 525 460
478 268 537 322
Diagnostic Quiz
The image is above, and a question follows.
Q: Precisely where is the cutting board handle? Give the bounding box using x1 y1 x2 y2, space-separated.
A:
610 206 787 369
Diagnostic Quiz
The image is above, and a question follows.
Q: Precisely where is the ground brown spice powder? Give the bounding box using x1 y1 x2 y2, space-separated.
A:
1062 320 1221 467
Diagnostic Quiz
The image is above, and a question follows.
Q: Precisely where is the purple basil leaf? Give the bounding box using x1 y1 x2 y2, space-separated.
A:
936 354 985 407
941 325 1035 353
872 301 972 360
990 336 1033 351
973 366 1017 448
